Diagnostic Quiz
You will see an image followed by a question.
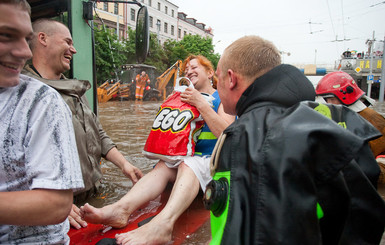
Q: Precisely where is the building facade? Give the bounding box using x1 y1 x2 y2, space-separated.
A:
94 0 213 44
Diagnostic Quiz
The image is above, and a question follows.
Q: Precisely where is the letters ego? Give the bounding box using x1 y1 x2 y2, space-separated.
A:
152 108 194 132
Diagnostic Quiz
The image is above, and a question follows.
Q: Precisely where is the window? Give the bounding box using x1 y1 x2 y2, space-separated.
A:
157 2 161 11
184 31 187 36
171 9 174 17
178 28 181 38
130 8 135 21
103 3 108 11
149 16 153 28
171 25 174 36
149 0 152 6
157 19 161 31
165 6 168 14
164 22 168 33
114 3 118 14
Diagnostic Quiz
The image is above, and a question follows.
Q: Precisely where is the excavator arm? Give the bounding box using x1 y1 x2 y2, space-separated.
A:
156 60 182 100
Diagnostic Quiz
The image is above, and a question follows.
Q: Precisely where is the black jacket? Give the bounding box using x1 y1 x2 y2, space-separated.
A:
211 64 385 244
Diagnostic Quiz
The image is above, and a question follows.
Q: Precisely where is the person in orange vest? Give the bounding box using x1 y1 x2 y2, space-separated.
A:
316 71 385 184
135 71 150 100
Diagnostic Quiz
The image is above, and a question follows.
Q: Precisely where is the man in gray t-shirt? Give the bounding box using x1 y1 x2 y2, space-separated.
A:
0 1 84 244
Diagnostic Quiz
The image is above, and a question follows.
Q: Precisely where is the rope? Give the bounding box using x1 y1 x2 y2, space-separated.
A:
210 132 227 177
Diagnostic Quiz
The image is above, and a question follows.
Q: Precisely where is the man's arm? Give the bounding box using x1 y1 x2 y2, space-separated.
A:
105 147 144 184
0 189 73 226
94 111 144 184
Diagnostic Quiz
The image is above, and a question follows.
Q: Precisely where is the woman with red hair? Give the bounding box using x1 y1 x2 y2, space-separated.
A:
81 55 235 244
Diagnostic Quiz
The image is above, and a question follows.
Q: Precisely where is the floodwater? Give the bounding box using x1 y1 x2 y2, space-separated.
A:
86 100 385 244
90 100 161 207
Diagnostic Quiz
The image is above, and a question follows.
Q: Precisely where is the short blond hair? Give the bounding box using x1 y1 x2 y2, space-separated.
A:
30 19 68 50
1 0 31 15
221 36 281 82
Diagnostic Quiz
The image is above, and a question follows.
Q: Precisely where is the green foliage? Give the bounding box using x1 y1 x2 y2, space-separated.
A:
94 26 126 83
179 35 220 68
163 40 186 65
94 28 220 83
123 28 136 64
144 33 169 72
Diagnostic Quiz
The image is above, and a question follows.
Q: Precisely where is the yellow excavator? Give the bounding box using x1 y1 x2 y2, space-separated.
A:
97 60 183 103
97 81 121 103
156 60 183 100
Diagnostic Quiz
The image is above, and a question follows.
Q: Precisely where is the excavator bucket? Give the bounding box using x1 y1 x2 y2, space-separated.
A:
97 81 121 103
156 60 183 100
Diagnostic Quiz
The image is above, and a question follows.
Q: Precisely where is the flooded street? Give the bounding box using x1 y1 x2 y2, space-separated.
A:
87 100 161 208
86 99 385 244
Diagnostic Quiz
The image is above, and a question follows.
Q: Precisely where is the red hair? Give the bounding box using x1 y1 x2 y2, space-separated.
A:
182 55 218 89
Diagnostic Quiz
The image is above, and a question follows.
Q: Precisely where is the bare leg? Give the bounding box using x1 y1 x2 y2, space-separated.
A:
115 162 200 245
80 161 176 228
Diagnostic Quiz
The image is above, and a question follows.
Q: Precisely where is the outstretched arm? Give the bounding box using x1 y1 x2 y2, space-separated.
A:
106 147 144 184
0 189 73 226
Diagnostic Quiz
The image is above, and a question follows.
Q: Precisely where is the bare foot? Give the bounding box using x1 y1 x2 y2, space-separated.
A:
115 215 174 245
80 203 130 228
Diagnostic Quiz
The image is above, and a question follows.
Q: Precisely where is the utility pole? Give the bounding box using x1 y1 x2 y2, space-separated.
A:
367 31 375 98
379 36 385 102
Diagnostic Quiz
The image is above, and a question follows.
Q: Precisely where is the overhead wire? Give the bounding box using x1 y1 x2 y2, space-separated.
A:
325 0 337 39
340 0 346 40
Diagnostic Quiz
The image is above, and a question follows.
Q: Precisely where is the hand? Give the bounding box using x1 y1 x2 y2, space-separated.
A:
69 204 88 229
180 87 207 109
121 161 144 184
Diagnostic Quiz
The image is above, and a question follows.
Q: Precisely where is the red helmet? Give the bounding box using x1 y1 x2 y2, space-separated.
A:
315 71 364 106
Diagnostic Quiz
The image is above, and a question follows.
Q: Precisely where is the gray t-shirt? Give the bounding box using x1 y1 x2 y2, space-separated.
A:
0 75 84 244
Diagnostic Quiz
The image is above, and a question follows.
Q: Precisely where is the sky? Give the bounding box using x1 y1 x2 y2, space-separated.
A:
171 0 385 67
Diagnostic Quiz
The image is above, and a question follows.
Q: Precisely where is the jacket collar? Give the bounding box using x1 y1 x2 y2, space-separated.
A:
236 64 316 116
23 64 91 98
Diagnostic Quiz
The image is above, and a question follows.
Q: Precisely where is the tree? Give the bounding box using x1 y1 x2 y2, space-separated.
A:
122 28 136 64
179 35 220 68
94 27 126 84
144 33 169 72
163 39 189 67
94 27 221 83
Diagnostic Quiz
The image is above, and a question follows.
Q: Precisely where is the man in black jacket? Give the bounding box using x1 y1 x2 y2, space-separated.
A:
206 35 385 244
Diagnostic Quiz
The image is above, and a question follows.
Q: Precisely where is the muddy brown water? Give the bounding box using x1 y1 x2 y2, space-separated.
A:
85 100 385 244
